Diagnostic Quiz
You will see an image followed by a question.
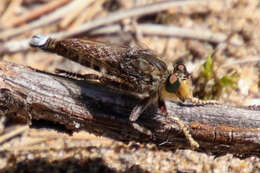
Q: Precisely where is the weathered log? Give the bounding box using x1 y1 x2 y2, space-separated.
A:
1 61 260 156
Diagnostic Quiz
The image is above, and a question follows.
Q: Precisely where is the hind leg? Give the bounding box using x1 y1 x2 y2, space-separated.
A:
55 68 100 81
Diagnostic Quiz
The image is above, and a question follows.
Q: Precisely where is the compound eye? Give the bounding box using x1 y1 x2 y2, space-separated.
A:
173 63 186 73
169 74 177 84
177 64 185 72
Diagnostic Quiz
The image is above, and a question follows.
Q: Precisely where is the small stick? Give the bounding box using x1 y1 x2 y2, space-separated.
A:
1 0 22 25
5 0 71 27
0 125 29 144
91 24 243 46
69 0 106 29
55 0 212 39
60 0 94 28
0 0 85 40
0 23 242 55
0 0 214 39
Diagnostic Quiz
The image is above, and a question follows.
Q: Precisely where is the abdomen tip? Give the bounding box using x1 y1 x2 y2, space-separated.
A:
30 34 49 47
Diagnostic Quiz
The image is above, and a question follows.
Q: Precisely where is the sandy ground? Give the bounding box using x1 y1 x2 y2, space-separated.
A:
0 0 260 172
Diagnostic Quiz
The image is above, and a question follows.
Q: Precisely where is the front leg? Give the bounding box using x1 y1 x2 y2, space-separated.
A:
129 95 156 121
158 98 200 149
188 97 220 105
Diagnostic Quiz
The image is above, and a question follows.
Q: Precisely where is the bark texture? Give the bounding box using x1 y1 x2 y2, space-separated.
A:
1 61 260 156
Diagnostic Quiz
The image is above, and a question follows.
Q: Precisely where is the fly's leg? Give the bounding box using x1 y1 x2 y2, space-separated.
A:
159 97 199 149
158 97 167 115
129 95 157 138
166 115 199 149
131 122 152 136
56 68 155 122
55 68 136 92
129 98 150 121
189 97 220 105
55 69 147 100
55 68 100 81
129 93 157 121
99 75 155 136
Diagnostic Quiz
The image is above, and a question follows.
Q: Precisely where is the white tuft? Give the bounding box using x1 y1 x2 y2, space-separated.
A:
30 34 49 47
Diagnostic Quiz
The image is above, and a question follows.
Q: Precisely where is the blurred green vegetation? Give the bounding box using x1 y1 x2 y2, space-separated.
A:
194 55 239 99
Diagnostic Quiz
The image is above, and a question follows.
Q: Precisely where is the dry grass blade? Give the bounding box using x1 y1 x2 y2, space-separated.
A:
0 0 22 25
0 0 212 40
220 56 260 68
60 0 95 28
68 0 106 29
55 0 212 38
0 125 28 145
0 23 243 55
90 24 243 46
0 0 84 40
5 0 72 27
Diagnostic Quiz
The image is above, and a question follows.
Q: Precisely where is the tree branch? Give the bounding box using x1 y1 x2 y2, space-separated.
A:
1 61 260 156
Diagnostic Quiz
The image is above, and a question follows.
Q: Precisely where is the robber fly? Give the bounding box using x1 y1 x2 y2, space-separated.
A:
29 34 197 122
30 34 221 149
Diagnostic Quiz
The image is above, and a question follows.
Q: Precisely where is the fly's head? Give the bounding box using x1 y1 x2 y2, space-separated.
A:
165 63 191 94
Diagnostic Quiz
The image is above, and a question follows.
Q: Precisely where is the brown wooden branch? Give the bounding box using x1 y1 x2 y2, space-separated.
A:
1 61 260 156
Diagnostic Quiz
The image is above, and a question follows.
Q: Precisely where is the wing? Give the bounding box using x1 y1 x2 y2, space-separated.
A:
118 48 169 93
30 35 169 94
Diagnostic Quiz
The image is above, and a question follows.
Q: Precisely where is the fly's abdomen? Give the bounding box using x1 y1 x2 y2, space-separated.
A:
30 34 169 95
30 34 125 73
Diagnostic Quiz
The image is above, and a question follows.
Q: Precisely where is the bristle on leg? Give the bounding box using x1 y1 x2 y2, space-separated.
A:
190 97 220 105
166 115 199 149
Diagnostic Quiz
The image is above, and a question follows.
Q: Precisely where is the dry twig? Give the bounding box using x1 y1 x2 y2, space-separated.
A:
54 0 212 39
0 23 243 55
0 0 211 40
91 24 243 46
60 0 94 28
5 0 71 27
0 125 28 144
1 0 22 24
0 0 84 40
